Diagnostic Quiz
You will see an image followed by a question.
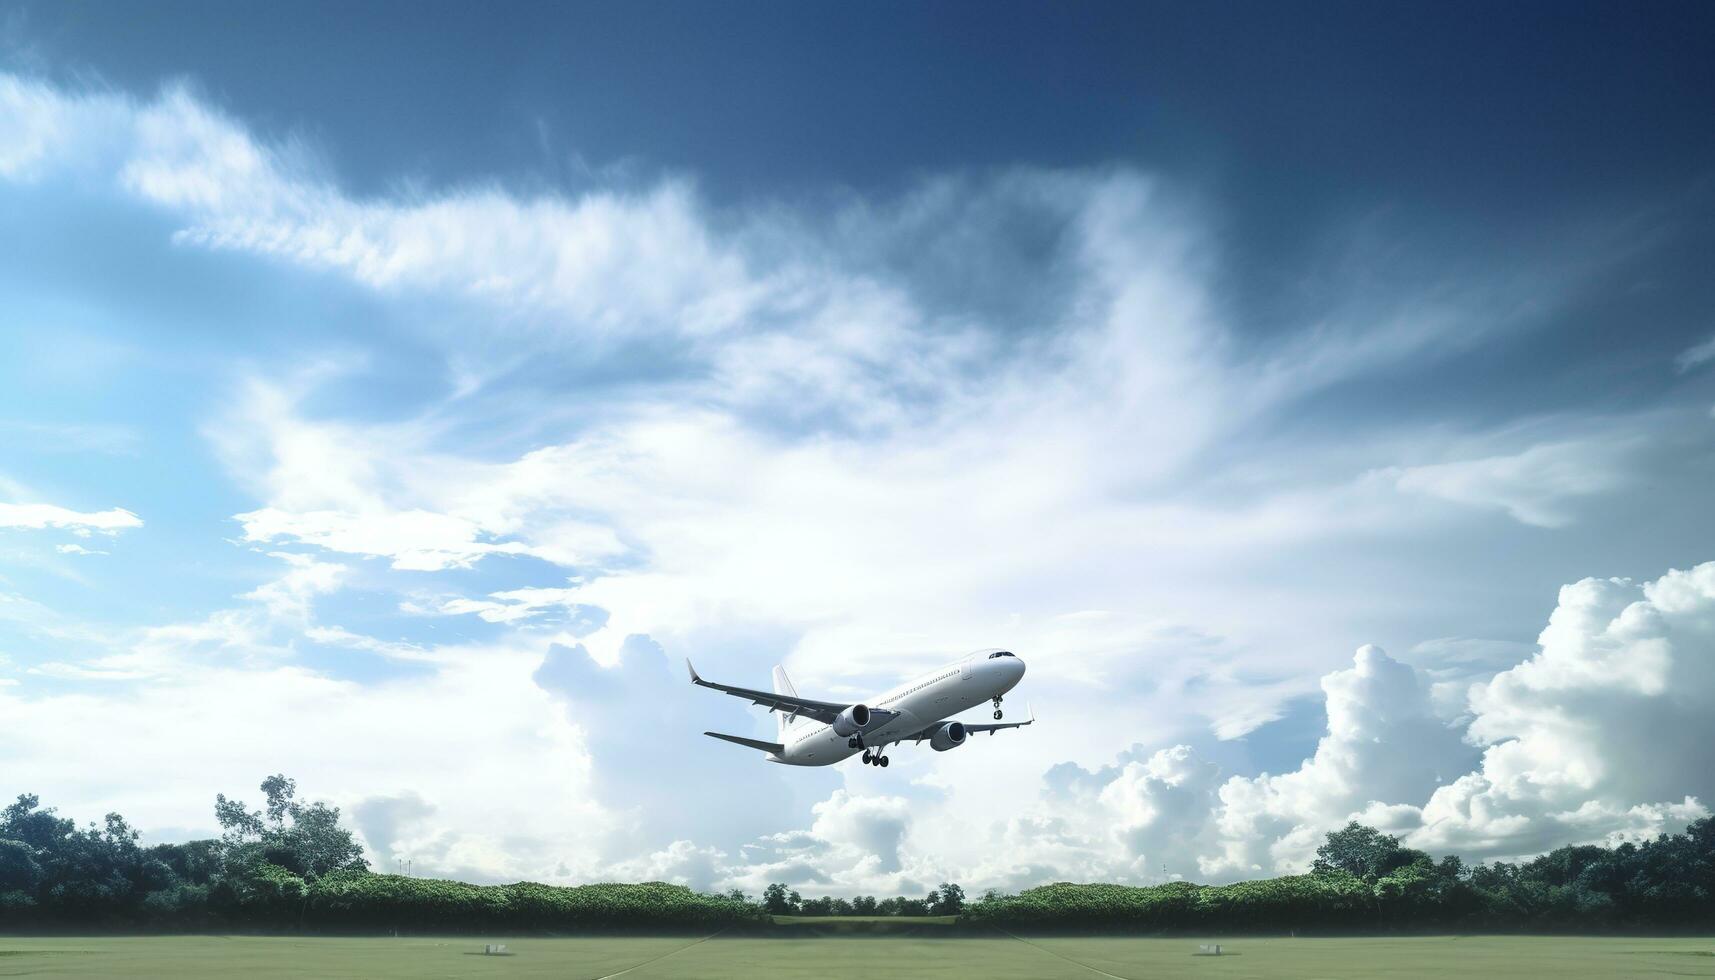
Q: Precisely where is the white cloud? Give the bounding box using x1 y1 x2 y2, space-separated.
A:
0 564 615 883
1677 333 1715 373
235 507 538 572
0 501 143 533
1199 645 1475 877
611 840 731 892
350 791 437 870
1388 437 1636 528
211 374 628 573
239 552 346 620
302 626 439 663
1408 563 1715 858
2 73 985 432
555 786 940 897
55 543 107 556
0 645 611 882
0 75 128 179
1408 636 1536 721
806 790 915 874
1098 745 1223 875
422 587 589 626
986 564 1715 883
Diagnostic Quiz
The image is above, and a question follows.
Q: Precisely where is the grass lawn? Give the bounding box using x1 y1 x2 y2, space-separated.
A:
1 934 1712 979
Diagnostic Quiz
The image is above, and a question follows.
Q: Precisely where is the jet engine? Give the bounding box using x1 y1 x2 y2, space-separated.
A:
832 703 872 737
930 721 967 752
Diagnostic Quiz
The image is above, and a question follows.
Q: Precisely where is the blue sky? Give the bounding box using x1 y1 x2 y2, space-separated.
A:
3 2 1715 892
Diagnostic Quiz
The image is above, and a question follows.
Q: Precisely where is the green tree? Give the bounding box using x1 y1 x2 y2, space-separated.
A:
762 882 795 914
931 881 965 914
895 897 929 916
215 775 367 881
1 794 74 852
1313 822 1427 882
0 837 42 892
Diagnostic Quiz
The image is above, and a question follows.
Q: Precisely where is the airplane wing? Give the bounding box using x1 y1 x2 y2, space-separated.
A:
685 659 900 728
903 703 1035 742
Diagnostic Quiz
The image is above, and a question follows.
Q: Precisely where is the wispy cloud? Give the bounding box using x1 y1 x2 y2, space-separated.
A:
0 501 142 532
1677 333 1715 373
1386 436 1639 528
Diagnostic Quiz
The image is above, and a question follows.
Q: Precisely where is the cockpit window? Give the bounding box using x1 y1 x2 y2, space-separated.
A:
987 651 1015 659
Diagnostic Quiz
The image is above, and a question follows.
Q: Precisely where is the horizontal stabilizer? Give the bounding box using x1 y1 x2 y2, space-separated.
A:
704 731 785 754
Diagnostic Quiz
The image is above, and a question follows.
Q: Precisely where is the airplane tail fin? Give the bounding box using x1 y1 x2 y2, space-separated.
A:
772 664 798 739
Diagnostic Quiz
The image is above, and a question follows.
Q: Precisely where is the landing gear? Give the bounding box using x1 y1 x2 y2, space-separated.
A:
879 755 890 768
992 695 1004 720
861 749 889 767
861 750 873 764
848 736 861 749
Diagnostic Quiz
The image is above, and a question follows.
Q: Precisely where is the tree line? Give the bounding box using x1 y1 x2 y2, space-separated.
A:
0 776 760 931
965 820 1715 932
3 777 1714 932
761 881 965 916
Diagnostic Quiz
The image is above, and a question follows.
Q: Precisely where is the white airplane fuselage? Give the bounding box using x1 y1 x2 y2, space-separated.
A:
770 651 1026 766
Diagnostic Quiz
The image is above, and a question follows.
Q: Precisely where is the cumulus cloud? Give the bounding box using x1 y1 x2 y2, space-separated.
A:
989 564 1715 883
584 788 931 897
528 637 810 859
712 790 929 896
992 742 1224 885
807 790 915 875
1409 563 1715 857
1409 636 1536 722
1018 647 1479 885
1201 646 1477 876
611 840 730 892
351 791 437 869
1098 746 1223 873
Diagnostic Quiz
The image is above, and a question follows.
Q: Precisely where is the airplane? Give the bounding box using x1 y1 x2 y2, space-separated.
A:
687 649 1033 767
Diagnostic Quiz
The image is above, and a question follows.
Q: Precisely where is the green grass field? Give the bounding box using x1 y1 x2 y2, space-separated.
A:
1 934 1712 979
